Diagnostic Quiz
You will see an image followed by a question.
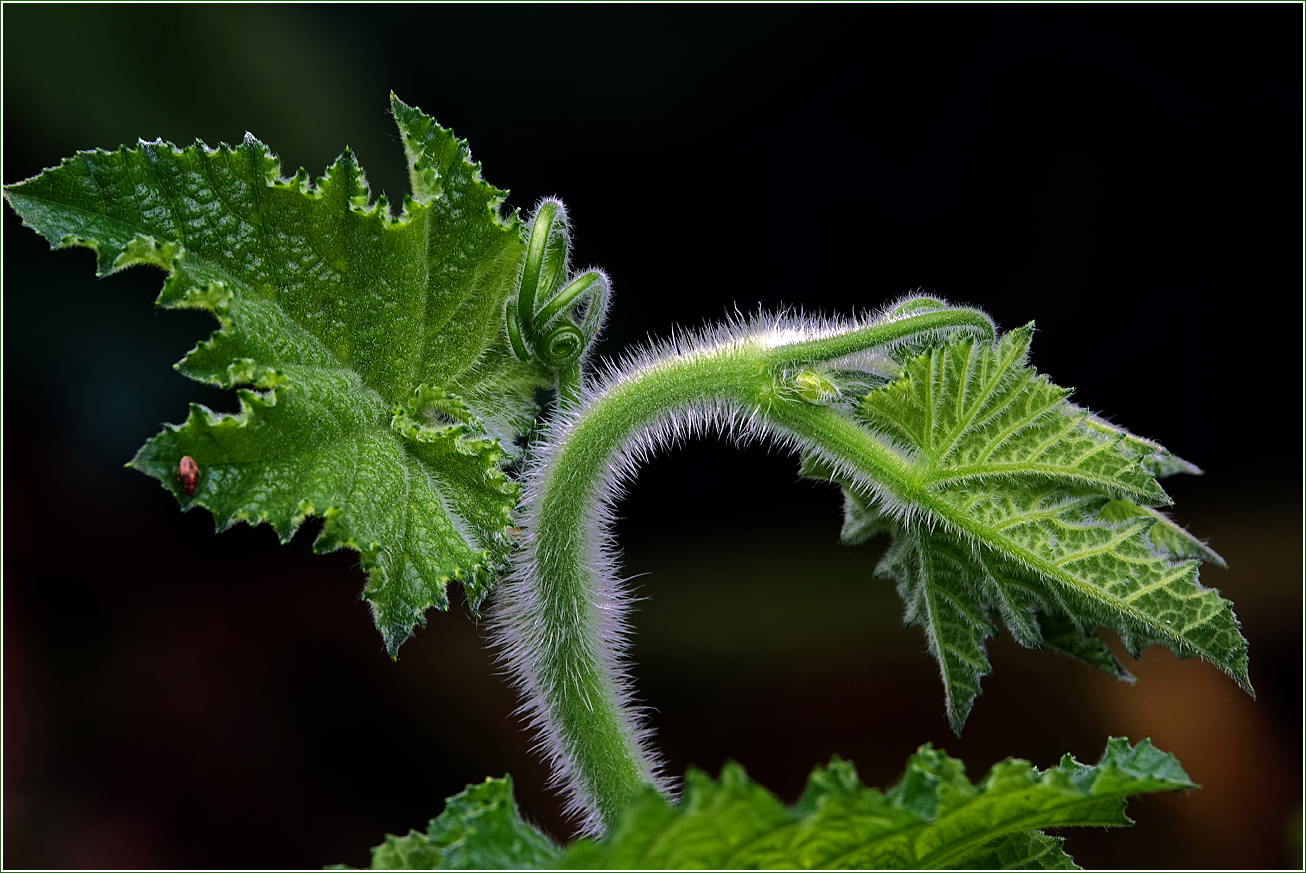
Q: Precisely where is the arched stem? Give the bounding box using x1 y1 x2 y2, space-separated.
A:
492 305 994 834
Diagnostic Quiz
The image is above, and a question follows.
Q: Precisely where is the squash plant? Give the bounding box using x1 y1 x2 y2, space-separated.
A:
3 94 1251 869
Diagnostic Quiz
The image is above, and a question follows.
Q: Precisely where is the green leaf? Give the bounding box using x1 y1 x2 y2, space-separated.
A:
1036 610 1135 684
845 327 1248 730
1080 410 1204 479
960 831 1079 870
346 775 561 870
343 740 1191 870
556 737 1193 870
4 95 551 654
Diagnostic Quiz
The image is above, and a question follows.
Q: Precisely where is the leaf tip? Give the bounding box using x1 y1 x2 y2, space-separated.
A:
1233 666 1256 699
946 695 976 736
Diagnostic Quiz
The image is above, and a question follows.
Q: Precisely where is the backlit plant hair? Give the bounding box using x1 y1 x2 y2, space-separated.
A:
491 298 999 831
4 93 1250 867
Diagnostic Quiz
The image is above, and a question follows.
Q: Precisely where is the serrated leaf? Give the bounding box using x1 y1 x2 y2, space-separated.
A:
343 741 1189 870
1036 610 1135 684
556 737 1192 870
565 764 796 869
961 831 1079 870
1098 499 1227 567
879 529 998 730
347 776 561 870
1080 409 1204 478
4 95 552 654
844 327 1248 729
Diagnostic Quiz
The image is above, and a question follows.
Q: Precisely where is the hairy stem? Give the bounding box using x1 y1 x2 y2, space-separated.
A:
491 303 994 834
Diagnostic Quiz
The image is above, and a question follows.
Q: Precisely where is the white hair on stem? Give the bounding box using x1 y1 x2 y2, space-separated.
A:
488 297 993 835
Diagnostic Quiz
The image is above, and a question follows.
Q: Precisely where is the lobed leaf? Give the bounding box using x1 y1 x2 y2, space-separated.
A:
346 739 1190 870
837 327 1248 730
337 776 561 871
4 95 551 654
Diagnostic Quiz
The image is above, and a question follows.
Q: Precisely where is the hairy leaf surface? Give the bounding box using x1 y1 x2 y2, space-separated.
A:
566 737 1194 869
4 95 548 653
350 738 1193 869
336 776 561 871
837 327 1248 730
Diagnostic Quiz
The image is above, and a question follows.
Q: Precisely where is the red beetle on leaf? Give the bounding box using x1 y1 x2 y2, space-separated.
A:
177 455 199 496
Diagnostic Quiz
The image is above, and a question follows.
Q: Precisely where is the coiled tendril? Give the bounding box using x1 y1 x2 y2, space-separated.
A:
507 198 611 406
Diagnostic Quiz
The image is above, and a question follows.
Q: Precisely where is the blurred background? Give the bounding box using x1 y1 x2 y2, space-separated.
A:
3 4 1301 869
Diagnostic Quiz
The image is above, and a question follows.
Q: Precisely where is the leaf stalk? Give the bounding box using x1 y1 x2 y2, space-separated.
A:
493 306 991 833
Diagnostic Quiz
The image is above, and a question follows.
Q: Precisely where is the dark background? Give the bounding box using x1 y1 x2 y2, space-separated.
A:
4 4 1301 869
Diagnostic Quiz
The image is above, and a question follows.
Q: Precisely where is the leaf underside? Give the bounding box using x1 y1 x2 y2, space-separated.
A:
827 327 1249 731
349 737 1194 870
5 94 550 654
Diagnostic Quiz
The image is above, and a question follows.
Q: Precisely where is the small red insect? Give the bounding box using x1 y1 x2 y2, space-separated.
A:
177 455 199 496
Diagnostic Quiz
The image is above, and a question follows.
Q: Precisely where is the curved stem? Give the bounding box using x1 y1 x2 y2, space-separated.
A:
555 360 582 410
536 270 603 332
492 306 994 834
518 199 562 328
494 344 764 834
765 306 993 368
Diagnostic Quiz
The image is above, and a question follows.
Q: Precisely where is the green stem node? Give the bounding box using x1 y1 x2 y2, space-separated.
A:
493 305 995 834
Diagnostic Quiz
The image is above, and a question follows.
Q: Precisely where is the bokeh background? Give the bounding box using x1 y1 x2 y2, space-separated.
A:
4 4 1301 869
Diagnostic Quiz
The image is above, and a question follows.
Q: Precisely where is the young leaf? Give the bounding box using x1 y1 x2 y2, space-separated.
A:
339 776 561 871
841 327 1248 730
557 737 1193 870
4 95 550 654
344 739 1189 870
